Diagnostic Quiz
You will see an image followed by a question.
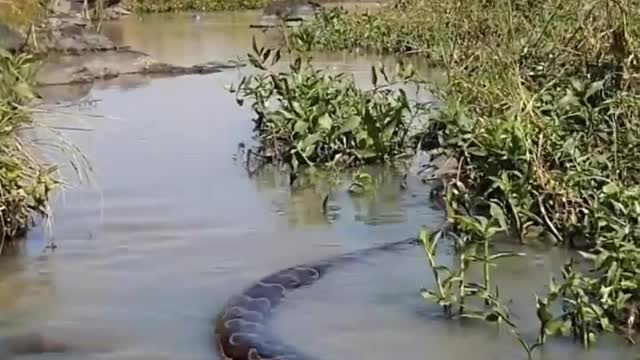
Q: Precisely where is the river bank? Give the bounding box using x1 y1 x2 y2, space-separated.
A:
0 5 638 359
0 0 246 253
0 50 59 253
286 0 640 352
2 0 247 86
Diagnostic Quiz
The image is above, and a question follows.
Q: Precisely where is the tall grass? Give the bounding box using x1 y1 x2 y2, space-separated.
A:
0 48 93 255
290 0 640 352
0 49 58 253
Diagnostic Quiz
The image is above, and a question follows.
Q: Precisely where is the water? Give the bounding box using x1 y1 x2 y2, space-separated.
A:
1 10 636 360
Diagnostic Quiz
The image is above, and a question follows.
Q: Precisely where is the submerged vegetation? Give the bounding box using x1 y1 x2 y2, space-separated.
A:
0 49 58 252
226 0 640 354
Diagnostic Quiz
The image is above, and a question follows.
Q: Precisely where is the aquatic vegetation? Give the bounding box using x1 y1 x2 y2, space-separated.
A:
292 0 640 352
289 6 428 55
0 49 58 252
420 224 523 322
228 40 433 176
123 0 268 12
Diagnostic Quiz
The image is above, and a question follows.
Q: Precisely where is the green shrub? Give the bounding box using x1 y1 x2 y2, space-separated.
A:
229 41 433 175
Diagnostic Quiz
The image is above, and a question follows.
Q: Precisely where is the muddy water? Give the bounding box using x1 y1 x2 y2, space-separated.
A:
1 11 636 360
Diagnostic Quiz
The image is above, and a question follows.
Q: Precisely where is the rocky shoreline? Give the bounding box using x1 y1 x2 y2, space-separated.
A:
1 0 245 87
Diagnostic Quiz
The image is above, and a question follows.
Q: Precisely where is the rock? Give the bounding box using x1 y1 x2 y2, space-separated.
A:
34 15 117 53
0 23 25 51
28 0 240 86
264 0 321 18
48 0 74 14
35 49 245 85
103 5 132 20
251 0 322 28
48 0 123 15
47 0 131 22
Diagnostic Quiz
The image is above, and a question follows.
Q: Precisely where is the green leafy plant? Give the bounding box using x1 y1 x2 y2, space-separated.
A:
291 0 640 353
0 49 57 252
228 39 433 177
419 196 524 324
0 48 90 253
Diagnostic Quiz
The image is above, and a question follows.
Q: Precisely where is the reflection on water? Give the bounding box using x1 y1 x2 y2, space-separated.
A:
1 10 636 360
38 74 158 105
101 11 270 66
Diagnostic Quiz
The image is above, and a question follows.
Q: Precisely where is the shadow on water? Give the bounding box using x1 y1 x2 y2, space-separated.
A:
0 9 636 360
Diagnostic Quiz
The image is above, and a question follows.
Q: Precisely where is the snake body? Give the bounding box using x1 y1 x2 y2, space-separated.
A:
0 239 422 359
214 236 420 360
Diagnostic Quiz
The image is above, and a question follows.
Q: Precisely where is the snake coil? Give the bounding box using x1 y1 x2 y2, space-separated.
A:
214 236 420 360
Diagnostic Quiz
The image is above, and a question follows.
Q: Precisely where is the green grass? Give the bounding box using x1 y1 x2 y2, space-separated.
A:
0 49 59 253
122 0 268 12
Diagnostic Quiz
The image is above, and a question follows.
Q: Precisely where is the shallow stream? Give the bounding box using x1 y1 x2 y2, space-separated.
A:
1 10 636 360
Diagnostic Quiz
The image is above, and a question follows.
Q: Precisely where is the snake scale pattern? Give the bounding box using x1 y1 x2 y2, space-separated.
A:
214 236 420 360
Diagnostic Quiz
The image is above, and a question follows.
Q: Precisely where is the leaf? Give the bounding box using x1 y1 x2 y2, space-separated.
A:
300 133 321 151
420 228 433 246
337 116 361 135
432 265 452 274
304 143 317 158
0 47 11 59
585 80 604 100
247 53 265 70
271 48 282 66
291 102 305 116
577 251 597 261
602 183 618 195
294 121 309 135
466 146 488 157
545 318 571 336
489 202 508 230
605 261 618 284
251 36 260 56
557 91 580 108
261 48 272 64
381 120 398 142
318 114 333 131
459 312 486 321
371 65 378 87
354 149 378 159
488 251 526 261
420 289 441 303
13 82 34 100
291 56 302 72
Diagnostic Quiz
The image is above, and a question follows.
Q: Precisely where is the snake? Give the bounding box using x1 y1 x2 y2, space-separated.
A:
214 236 421 360
0 237 423 359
